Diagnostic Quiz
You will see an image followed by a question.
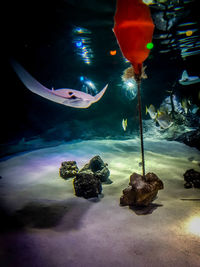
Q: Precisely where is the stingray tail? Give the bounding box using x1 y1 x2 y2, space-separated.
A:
93 84 108 103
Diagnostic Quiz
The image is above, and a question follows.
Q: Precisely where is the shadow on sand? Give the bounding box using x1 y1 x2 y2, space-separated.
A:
0 197 96 232
129 203 163 215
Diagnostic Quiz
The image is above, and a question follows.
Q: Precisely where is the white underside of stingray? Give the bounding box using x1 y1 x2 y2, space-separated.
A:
11 61 108 108
179 70 200 85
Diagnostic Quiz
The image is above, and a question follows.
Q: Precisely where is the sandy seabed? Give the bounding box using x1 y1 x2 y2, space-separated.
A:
0 138 200 267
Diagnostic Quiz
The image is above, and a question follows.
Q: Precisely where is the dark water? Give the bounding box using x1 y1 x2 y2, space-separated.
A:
2 0 200 156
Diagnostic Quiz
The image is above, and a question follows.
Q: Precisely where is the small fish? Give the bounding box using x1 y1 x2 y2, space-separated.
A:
179 70 200 85
11 60 108 109
122 118 128 131
146 104 157 120
181 98 189 114
156 111 173 129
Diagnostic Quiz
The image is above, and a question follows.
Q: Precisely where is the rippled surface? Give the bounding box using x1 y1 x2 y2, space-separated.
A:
151 0 200 58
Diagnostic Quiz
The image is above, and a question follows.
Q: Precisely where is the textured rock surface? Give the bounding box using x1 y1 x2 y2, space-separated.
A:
120 172 164 206
73 155 110 198
73 171 102 199
59 161 79 179
183 169 200 189
80 155 110 183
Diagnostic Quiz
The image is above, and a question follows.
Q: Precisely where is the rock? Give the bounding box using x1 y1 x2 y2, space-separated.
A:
73 171 102 199
79 163 90 172
95 168 110 183
175 129 200 151
184 182 193 189
193 180 200 188
73 155 110 199
120 172 164 207
79 155 110 183
59 161 79 179
183 169 200 188
90 155 105 172
120 186 135 206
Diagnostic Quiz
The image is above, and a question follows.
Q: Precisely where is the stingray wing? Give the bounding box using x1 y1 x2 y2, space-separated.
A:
11 61 91 108
11 60 71 105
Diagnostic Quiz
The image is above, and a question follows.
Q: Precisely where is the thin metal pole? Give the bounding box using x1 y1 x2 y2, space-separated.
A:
137 80 145 178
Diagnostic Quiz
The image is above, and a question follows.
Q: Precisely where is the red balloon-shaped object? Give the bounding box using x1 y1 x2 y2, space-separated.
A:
113 0 154 76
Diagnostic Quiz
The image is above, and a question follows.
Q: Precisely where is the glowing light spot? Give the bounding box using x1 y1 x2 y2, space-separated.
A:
127 81 133 88
146 42 154 50
73 27 92 35
186 30 193 37
187 216 200 236
76 27 82 33
80 76 84 82
76 41 83 48
110 50 117 56
86 81 94 88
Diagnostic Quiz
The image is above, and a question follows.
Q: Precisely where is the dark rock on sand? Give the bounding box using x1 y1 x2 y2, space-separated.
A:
184 182 193 189
59 161 79 179
183 169 200 189
73 155 110 199
120 172 164 207
80 155 110 183
73 171 102 199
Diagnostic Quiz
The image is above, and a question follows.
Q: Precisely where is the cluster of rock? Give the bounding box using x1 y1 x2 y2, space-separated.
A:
59 157 165 206
59 155 110 199
120 172 164 206
183 169 200 189
59 161 79 179
73 156 110 199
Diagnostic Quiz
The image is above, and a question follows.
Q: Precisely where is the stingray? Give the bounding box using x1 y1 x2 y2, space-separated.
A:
11 60 108 108
179 70 200 85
